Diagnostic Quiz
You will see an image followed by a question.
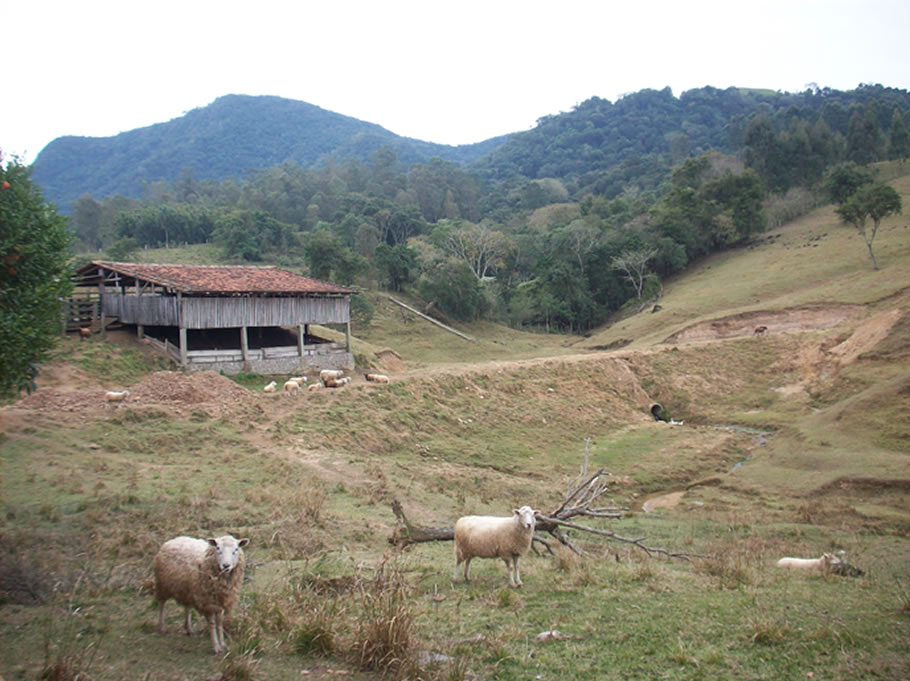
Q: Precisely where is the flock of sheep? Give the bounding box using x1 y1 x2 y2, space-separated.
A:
262 368 390 396
149 368 850 656
153 504 849 655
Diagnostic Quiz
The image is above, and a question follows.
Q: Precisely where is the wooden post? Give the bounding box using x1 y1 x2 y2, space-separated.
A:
179 327 188 366
297 324 305 368
345 320 352 352
97 267 106 338
137 325 144 340
240 326 249 362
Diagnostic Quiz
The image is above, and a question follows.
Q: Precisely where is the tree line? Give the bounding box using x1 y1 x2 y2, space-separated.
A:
67 92 909 333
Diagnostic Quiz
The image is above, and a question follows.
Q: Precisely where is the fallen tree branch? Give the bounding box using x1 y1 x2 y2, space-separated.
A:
387 443 700 561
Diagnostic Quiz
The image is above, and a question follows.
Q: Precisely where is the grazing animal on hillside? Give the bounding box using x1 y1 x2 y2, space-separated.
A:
153 534 250 655
365 373 390 383
283 379 302 395
453 506 538 588
753 325 768 335
775 553 841 573
104 390 130 407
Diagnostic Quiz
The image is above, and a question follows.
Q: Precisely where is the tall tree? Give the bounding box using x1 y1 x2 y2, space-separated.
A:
888 108 910 166
836 184 902 270
0 152 74 397
846 107 884 165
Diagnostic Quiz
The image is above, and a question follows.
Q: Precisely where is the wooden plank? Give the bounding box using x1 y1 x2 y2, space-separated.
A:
388 296 475 342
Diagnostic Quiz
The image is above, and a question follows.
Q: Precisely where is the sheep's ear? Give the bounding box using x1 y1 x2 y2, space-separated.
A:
513 508 520 516
207 538 218 547
239 538 250 547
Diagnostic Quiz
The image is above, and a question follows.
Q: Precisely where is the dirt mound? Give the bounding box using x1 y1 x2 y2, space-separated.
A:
663 304 861 344
375 349 406 372
12 370 251 415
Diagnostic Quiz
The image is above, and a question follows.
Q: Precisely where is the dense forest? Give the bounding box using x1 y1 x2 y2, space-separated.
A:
54 84 910 333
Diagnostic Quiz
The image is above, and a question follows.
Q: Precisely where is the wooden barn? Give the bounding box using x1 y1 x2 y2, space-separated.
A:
72 261 358 374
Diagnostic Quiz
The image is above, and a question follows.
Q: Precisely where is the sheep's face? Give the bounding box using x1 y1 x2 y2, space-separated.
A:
513 506 537 530
822 553 840 568
208 536 250 573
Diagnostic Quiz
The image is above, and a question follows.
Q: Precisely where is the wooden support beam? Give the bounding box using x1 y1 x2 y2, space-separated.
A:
388 296 475 342
179 327 188 366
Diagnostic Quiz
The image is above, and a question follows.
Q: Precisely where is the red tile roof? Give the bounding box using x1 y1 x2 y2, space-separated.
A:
80 261 356 295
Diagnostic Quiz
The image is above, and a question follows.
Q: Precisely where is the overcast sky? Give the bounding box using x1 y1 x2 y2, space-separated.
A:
3 0 910 164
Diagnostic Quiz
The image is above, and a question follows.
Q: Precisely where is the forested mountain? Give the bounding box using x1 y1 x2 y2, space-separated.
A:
31 95 507 213
50 84 910 336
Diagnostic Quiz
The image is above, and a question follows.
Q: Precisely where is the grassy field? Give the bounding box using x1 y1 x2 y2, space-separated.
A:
2 173 909 680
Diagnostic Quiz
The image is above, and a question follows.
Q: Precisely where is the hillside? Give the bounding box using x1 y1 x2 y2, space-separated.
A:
1 179 909 679
30 94 507 213
32 84 910 214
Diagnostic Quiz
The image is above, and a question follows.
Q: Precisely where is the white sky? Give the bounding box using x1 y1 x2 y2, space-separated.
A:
3 0 910 164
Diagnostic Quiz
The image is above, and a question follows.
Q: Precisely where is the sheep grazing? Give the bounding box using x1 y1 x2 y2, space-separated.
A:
288 376 307 385
283 379 302 395
104 390 130 407
324 376 351 388
365 373 390 384
775 553 842 573
453 506 538 588
153 534 250 655
754 325 768 335
263 381 277 393
319 369 345 383
78 327 92 340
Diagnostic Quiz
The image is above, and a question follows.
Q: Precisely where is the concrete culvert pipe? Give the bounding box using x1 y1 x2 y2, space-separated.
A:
650 403 669 422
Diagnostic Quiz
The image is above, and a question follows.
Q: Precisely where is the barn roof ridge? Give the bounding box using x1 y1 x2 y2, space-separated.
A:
77 260 357 296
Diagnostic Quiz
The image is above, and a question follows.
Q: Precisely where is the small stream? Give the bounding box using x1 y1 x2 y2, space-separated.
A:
640 424 775 512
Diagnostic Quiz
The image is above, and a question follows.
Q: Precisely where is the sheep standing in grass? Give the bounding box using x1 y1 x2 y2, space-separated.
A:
153 535 250 655
283 379 302 395
776 553 841 573
453 506 538 588
104 390 130 407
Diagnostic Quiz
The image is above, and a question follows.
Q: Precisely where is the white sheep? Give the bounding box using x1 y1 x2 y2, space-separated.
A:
319 369 345 383
288 376 308 385
324 376 351 388
283 379 302 395
153 534 250 655
775 553 841 573
453 506 538 588
365 373 390 383
307 382 323 392
263 381 277 393
104 390 130 407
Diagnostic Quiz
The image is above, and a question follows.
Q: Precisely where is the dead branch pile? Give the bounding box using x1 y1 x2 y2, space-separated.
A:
388 441 696 561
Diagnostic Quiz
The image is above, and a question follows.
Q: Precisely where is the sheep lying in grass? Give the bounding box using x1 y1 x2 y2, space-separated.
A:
263 381 277 393
775 553 841 573
453 506 538 588
153 534 250 655
365 373 390 383
104 390 130 407
319 369 344 383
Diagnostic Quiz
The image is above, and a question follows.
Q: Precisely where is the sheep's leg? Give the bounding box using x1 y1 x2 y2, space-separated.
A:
453 557 462 583
207 613 222 655
214 611 225 653
513 556 522 587
463 557 472 582
157 602 167 633
183 607 193 635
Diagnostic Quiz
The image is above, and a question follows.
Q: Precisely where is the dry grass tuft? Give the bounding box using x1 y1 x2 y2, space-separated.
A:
351 558 418 678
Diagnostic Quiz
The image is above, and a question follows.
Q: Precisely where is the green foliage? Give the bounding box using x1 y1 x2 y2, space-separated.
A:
888 108 910 164
836 183 902 269
212 209 298 262
374 242 417 292
418 259 488 322
104 237 137 262
0 153 74 398
823 162 875 204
